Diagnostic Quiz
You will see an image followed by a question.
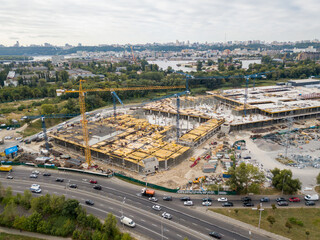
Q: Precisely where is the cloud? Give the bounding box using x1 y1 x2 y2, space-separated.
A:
0 0 319 46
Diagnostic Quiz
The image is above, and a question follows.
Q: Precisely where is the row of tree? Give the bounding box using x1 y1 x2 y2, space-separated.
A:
0 184 132 240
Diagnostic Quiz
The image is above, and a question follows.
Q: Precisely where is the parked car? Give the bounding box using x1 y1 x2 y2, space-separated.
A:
276 197 286 202
43 172 51 176
89 179 97 184
85 200 94 206
260 197 270 202
202 201 212 206
184 201 194 206
222 202 233 207
152 205 162 211
163 196 172 201
162 212 172 220
180 196 190 201
243 202 254 207
277 201 289 206
289 197 300 202
241 197 252 202
69 184 77 188
202 197 213 202
55 178 64 182
305 201 315 206
93 185 102 190
209 231 222 239
217 197 228 202
29 174 38 178
149 197 158 202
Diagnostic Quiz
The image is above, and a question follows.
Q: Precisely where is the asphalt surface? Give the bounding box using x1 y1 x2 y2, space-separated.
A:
0 167 286 240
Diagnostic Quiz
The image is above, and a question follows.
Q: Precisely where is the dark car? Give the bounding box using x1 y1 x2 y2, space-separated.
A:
277 201 289 206
93 185 102 190
260 197 270 202
222 202 233 207
85 200 94 206
209 231 222 239
180 196 191 201
163 196 173 201
43 172 51 176
243 202 254 207
55 178 64 182
241 197 252 202
202 197 213 202
305 201 315 206
69 184 77 188
276 197 286 202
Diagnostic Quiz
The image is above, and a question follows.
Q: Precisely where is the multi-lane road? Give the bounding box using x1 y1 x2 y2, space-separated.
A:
1 166 298 240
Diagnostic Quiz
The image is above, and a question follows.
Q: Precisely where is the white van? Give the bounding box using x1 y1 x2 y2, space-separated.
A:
304 194 319 201
120 216 136 228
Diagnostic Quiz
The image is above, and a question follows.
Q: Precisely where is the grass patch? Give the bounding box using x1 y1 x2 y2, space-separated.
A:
22 118 63 137
211 208 320 240
315 186 320 194
0 232 43 240
259 187 282 195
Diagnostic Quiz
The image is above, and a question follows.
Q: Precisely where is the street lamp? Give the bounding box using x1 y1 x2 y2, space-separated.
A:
252 203 264 228
121 197 126 228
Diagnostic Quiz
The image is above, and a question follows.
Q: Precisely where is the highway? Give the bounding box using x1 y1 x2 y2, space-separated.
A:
1 167 283 240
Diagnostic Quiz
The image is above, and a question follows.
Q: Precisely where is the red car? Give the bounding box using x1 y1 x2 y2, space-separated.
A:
289 197 300 202
89 179 97 184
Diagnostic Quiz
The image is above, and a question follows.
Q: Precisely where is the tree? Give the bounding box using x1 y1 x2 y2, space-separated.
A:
26 212 42 232
271 204 277 211
305 230 310 240
285 220 292 232
267 215 276 227
41 104 55 115
271 168 301 194
121 233 132 240
226 162 265 194
102 213 120 239
0 200 17 227
62 199 79 218
317 172 320 185
197 61 203 71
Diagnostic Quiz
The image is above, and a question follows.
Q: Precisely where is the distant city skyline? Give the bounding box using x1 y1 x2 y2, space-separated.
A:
1 0 319 46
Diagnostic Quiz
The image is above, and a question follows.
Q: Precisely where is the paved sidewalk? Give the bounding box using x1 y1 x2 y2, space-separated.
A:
0 226 71 240
195 207 290 240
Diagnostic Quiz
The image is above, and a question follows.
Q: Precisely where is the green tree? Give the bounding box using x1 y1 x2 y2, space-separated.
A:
285 220 292 232
226 162 265 194
13 216 28 231
102 213 120 239
26 212 42 232
41 104 55 115
0 200 17 227
271 168 301 194
20 190 32 209
197 61 203 71
62 199 79 218
121 233 132 240
317 172 320 185
267 215 276 227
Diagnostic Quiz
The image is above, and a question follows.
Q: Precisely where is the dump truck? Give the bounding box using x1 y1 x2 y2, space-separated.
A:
141 188 155 197
0 165 12 172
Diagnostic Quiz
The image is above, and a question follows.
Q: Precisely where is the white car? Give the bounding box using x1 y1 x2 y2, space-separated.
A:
184 201 194 206
15 137 22 141
30 184 41 193
32 170 40 175
149 197 158 202
217 197 228 202
152 205 162 211
4 136 12 140
202 201 212 206
162 212 172 220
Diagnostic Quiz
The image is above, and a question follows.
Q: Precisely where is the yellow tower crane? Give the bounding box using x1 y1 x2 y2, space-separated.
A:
65 81 185 167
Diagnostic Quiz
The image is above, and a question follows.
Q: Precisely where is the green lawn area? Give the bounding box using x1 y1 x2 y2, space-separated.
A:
316 186 320 194
211 208 320 240
21 118 63 137
0 232 43 240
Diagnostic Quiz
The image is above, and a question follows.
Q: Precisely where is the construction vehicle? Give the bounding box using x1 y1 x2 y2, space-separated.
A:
0 138 3 145
141 188 155 197
0 165 12 172
193 176 206 184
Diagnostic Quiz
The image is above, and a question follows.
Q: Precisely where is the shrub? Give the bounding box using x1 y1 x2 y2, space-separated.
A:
288 217 304 227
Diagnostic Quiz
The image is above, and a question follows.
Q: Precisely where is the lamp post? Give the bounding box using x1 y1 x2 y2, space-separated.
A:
161 214 164 240
252 203 264 229
121 197 126 229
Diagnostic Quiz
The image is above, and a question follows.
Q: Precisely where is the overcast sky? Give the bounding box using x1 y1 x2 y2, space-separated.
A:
0 0 319 46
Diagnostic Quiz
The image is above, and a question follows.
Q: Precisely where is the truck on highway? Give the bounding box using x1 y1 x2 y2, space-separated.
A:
141 188 155 197
0 165 12 172
304 194 319 201
120 216 136 228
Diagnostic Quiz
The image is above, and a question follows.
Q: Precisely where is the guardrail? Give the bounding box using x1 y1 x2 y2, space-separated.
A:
177 190 237 195
57 167 113 178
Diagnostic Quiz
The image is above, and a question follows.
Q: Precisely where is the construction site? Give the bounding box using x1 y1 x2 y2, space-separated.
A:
47 79 319 170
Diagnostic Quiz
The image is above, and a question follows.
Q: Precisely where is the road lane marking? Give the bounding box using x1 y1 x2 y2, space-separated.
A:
109 207 113 210
140 219 145 222
205 227 210 231
152 223 157 227
129 215 134 218
177 234 182 237
192 222 197 226
180 218 185 221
